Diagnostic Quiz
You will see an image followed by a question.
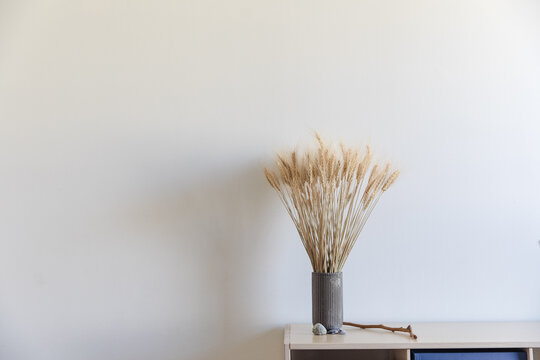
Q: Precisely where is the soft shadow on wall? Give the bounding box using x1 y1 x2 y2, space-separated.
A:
135 163 285 360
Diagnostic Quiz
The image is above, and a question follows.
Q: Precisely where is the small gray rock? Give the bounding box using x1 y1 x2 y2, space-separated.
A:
327 328 339 335
312 323 327 335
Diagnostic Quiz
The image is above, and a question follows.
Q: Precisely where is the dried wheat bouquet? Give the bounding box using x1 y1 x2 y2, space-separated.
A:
264 133 399 273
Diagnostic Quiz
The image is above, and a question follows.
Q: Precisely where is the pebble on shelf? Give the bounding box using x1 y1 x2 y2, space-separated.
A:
312 323 327 335
312 324 346 335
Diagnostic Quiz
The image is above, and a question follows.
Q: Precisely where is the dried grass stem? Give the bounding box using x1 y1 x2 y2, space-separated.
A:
264 134 399 273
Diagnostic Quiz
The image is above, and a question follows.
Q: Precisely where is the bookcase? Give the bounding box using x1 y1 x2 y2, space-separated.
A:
284 322 540 360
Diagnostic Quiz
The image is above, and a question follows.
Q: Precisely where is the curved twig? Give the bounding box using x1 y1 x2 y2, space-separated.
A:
343 322 418 340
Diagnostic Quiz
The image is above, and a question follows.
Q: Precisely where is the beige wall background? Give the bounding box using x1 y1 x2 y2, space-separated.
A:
1 1 540 359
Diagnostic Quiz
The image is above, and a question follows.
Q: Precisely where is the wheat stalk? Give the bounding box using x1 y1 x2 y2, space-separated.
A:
264 133 399 273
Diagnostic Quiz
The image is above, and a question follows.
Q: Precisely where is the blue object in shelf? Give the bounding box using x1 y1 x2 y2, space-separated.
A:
412 350 527 360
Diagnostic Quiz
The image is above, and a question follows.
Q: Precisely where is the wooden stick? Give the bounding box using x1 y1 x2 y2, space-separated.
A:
343 322 418 340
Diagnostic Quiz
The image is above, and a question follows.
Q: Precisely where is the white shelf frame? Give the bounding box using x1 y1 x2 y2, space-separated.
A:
285 322 540 360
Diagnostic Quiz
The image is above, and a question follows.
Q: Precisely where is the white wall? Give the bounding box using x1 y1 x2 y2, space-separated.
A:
1 1 539 359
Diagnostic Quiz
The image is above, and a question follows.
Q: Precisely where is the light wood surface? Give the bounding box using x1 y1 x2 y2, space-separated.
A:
284 324 291 360
285 322 540 350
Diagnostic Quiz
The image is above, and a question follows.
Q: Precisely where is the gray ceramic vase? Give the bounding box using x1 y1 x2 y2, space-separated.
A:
312 272 343 330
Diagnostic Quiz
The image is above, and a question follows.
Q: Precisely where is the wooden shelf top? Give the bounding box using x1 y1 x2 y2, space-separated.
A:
285 322 540 350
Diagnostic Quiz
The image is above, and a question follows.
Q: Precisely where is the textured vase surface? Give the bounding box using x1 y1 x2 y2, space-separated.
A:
312 272 343 330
